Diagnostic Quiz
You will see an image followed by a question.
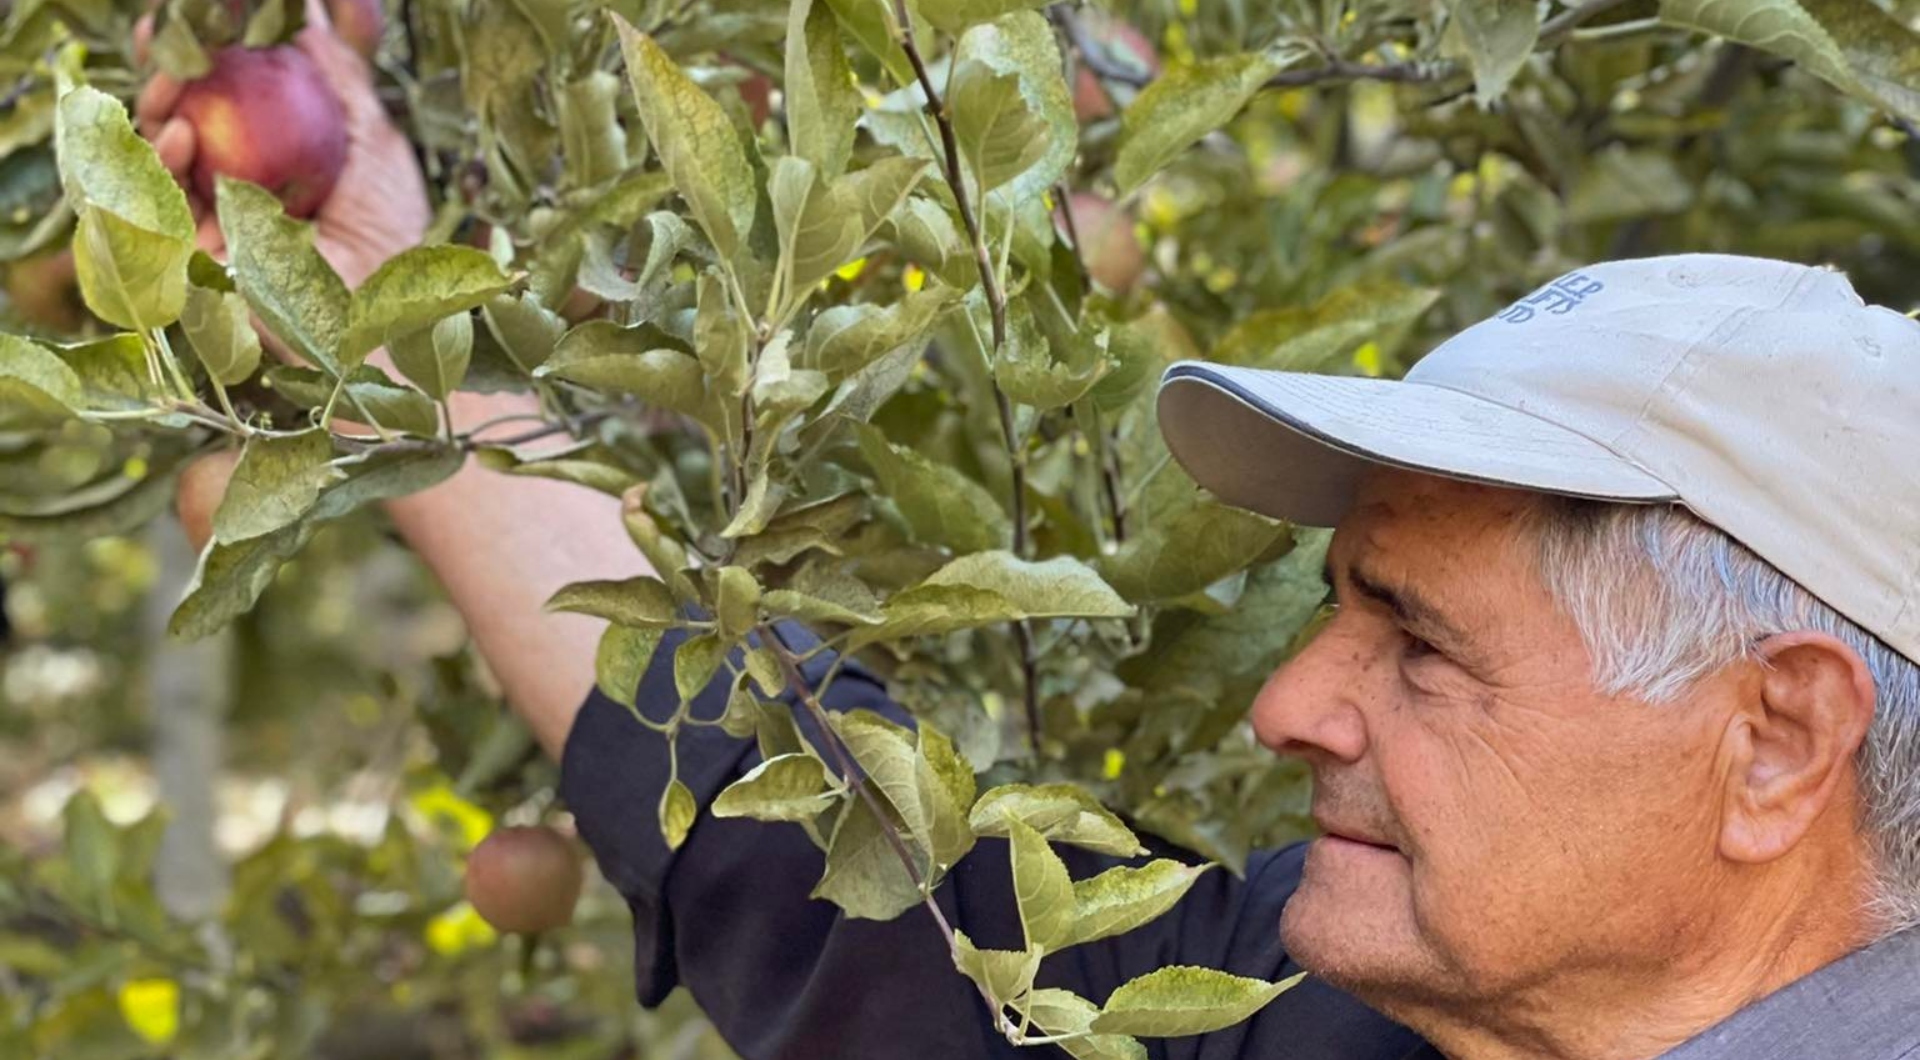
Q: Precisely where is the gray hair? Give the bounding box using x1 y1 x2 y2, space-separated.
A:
1526 498 1920 935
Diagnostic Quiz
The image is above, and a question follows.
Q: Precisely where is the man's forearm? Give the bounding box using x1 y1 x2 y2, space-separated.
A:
384 390 648 758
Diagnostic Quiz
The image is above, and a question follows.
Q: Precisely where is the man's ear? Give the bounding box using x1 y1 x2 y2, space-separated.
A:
1719 632 1876 864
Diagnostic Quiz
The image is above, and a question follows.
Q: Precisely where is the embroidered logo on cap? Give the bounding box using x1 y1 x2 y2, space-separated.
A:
1497 272 1606 324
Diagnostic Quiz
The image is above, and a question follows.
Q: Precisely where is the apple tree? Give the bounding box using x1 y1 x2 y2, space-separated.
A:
4 0 1920 1055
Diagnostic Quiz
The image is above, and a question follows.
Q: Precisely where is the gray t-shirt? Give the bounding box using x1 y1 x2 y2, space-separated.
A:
1659 925 1920 1059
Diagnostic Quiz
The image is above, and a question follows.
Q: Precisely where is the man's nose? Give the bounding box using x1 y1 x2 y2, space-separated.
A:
1250 619 1371 764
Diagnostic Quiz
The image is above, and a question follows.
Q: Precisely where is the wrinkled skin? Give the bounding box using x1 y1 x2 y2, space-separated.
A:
1257 468 1878 1060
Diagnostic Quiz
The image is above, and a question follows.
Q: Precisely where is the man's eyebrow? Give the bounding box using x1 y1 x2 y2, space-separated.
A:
1324 558 1476 650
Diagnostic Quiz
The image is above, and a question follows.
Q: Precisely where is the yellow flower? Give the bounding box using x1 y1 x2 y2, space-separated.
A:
425 902 498 956
118 978 180 1045
409 782 493 851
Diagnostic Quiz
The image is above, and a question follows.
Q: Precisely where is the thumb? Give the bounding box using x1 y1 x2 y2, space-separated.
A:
176 449 242 554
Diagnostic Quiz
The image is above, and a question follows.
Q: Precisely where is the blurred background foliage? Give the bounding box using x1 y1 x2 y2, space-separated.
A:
5 0 1920 1055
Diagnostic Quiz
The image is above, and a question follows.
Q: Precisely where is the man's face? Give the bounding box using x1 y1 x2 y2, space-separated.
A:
1261 469 1736 1011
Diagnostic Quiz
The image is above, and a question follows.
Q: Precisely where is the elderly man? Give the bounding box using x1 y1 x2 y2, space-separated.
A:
161 21 1919 1058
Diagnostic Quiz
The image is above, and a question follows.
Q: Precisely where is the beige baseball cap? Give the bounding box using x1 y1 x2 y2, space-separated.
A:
1156 253 1920 664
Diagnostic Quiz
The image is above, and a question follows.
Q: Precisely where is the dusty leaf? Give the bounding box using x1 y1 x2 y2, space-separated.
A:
1090 966 1302 1037
212 431 341 544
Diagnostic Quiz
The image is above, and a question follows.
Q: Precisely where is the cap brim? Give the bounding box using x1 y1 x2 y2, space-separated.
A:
1157 362 1679 527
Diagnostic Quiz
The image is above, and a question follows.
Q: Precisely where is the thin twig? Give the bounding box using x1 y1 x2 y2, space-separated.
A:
887 0 1043 751
1069 0 1640 93
760 630 1019 1038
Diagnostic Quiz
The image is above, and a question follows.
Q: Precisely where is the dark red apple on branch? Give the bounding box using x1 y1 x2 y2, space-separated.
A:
465 825 585 935
175 46 349 218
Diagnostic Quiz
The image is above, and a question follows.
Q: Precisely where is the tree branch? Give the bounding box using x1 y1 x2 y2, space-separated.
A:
1067 0 1644 93
887 0 1043 752
760 629 1021 1038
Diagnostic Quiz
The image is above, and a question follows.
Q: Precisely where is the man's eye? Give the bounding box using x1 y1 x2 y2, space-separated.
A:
1400 631 1441 661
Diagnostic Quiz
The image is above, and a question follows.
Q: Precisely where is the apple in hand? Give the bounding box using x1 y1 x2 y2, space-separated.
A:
175 46 349 218
465 826 586 935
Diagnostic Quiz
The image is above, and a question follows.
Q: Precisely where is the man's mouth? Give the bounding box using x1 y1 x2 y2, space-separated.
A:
1312 817 1399 853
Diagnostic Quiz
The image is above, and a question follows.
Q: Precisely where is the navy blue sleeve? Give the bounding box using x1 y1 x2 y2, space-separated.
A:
558 623 1426 1060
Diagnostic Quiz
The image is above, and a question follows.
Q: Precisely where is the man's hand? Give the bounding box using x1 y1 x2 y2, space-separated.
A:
152 2 642 761
136 0 429 287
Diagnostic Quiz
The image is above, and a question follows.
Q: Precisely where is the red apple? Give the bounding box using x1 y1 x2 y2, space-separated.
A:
1066 193 1147 294
327 0 383 60
3 249 86 333
176 449 242 553
464 826 585 935
176 46 349 218
1073 15 1159 122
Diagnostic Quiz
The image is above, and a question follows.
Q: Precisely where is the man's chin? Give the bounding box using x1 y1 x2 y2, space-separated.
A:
1278 872 1422 995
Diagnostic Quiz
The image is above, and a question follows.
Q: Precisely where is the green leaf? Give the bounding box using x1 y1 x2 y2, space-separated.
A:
53 86 194 331
856 424 1010 553
70 205 194 334
1211 282 1439 372
786 0 862 179
761 588 882 626
970 783 1147 857
216 177 350 375
341 246 510 368
674 632 729 702
803 285 955 378
1449 0 1539 104
1062 860 1211 949
1018 991 1142 1059
887 196 974 285
1007 817 1075 951
538 322 710 419
544 576 682 627
949 61 1050 196
824 0 914 82
837 155 934 237
1020 990 1149 1060
388 310 474 401
57 334 173 415
770 157 864 308
1660 0 1920 122
482 292 564 373
1565 146 1694 224
712 753 840 822
171 446 463 638
715 565 762 638
62 790 120 912
812 795 923 919
949 12 1075 206
918 724 977 869
615 19 758 259
1091 966 1302 1037
659 778 697 850
212 431 341 544
914 0 1051 35
0 333 83 428
991 297 1107 409
181 283 263 386
750 330 829 416
596 623 664 705
856 552 1135 643
1098 501 1286 602
265 365 441 437
953 930 1042 1003
695 269 753 400
1122 530 1330 699
1114 50 1291 194
558 71 629 188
